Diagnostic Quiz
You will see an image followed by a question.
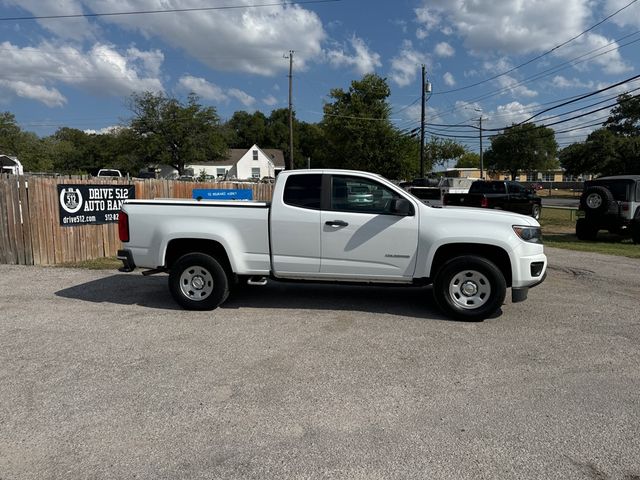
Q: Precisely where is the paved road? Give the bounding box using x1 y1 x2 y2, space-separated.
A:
1 248 639 480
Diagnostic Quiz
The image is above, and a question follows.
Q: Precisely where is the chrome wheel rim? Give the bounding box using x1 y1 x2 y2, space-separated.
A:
586 193 602 209
449 269 491 310
179 266 214 301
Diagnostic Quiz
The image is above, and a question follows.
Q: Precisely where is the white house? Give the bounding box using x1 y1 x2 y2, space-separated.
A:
187 145 285 180
0 155 24 175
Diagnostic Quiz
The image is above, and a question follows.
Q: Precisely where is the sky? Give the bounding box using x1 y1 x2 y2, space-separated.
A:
1 0 640 153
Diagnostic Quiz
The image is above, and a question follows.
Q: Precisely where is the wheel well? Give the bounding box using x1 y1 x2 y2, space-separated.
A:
430 243 512 287
165 239 233 276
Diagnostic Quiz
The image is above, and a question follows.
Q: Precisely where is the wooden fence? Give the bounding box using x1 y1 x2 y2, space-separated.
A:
0 174 274 266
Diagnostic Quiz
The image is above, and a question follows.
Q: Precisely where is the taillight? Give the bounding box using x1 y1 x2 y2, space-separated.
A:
621 203 629 211
118 210 129 242
481 197 489 208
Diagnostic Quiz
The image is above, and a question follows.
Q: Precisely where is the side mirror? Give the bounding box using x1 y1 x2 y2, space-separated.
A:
391 198 414 216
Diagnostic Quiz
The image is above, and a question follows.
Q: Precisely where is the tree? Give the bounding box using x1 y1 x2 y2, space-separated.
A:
0 112 22 155
455 152 480 168
225 111 268 148
605 93 640 137
424 137 467 170
321 73 419 179
484 123 558 180
128 92 226 175
561 127 640 176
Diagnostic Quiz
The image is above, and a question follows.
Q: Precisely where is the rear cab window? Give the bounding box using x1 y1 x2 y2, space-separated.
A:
283 174 322 209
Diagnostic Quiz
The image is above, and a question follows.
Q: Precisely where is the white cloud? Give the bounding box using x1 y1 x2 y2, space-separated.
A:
262 95 278 106
228 88 256 107
558 33 631 75
482 58 538 98
177 76 256 106
494 101 540 125
16 0 326 77
1 0 94 40
326 35 382 75
443 72 456 86
497 74 538 98
414 0 632 74
84 125 124 135
389 40 429 87
416 0 591 55
434 42 455 58
0 41 164 107
0 80 66 107
178 76 227 102
605 0 640 28
551 75 594 89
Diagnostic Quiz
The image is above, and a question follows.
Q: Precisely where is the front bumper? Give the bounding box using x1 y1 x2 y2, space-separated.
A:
117 249 136 272
511 270 547 303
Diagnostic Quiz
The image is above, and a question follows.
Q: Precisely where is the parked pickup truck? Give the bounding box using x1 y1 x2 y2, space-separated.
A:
117 169 547 321
443 180 542 219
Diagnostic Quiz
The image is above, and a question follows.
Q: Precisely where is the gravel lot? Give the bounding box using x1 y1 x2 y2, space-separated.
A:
1 247 639 480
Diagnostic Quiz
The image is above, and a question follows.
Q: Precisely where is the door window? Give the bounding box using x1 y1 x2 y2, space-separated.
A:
330 175 402 214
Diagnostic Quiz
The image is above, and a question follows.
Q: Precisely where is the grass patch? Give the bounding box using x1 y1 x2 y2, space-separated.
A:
56 256 122 270
536 188 580 198
540 207 577 231
540 206 640 258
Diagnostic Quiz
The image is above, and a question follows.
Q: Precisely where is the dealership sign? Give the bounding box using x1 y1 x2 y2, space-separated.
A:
192 189 253 201
57 184 135 226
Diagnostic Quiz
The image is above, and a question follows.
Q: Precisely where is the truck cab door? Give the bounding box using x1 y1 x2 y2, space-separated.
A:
319 175 419 281
270 173 322 275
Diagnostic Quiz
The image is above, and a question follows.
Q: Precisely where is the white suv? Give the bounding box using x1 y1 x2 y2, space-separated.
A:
97 169 122 178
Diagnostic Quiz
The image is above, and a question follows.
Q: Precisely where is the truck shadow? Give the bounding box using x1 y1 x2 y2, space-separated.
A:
54 274 479 321
55 274 181 310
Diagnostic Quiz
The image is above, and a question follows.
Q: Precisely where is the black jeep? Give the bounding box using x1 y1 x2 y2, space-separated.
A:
575 175 640 244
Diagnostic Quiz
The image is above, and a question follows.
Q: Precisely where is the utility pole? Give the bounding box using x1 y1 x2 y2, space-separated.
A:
420 64 425 179
479 115 484 179
286 50 294 170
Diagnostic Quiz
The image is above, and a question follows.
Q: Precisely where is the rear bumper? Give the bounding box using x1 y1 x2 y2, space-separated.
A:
117 249 136 272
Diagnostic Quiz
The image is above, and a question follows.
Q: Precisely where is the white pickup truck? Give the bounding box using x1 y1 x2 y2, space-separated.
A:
117 169 547 321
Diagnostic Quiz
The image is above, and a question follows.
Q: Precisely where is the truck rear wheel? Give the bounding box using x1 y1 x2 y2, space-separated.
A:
169 253 230 310
531 204 541 220
433 256 506 321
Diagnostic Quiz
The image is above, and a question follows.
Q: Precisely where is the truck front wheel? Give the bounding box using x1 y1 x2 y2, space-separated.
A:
433 256 506 321
169 253 230 310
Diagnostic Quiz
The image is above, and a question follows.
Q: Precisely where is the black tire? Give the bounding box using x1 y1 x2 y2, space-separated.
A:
575 218 598 241
531 204 541 220
168 253 230 310
580 186 614 216
632 220 640 245
432 256 506 322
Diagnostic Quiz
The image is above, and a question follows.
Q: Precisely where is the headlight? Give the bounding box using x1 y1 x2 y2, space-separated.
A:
513 225 542 243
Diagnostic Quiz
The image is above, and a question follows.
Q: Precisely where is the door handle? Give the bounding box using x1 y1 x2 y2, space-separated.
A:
325 220 348 227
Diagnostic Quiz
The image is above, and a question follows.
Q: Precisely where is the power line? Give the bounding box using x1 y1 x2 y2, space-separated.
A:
0 0 342 21
513 74 640 126
426 28 640 123
431 0 640 96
